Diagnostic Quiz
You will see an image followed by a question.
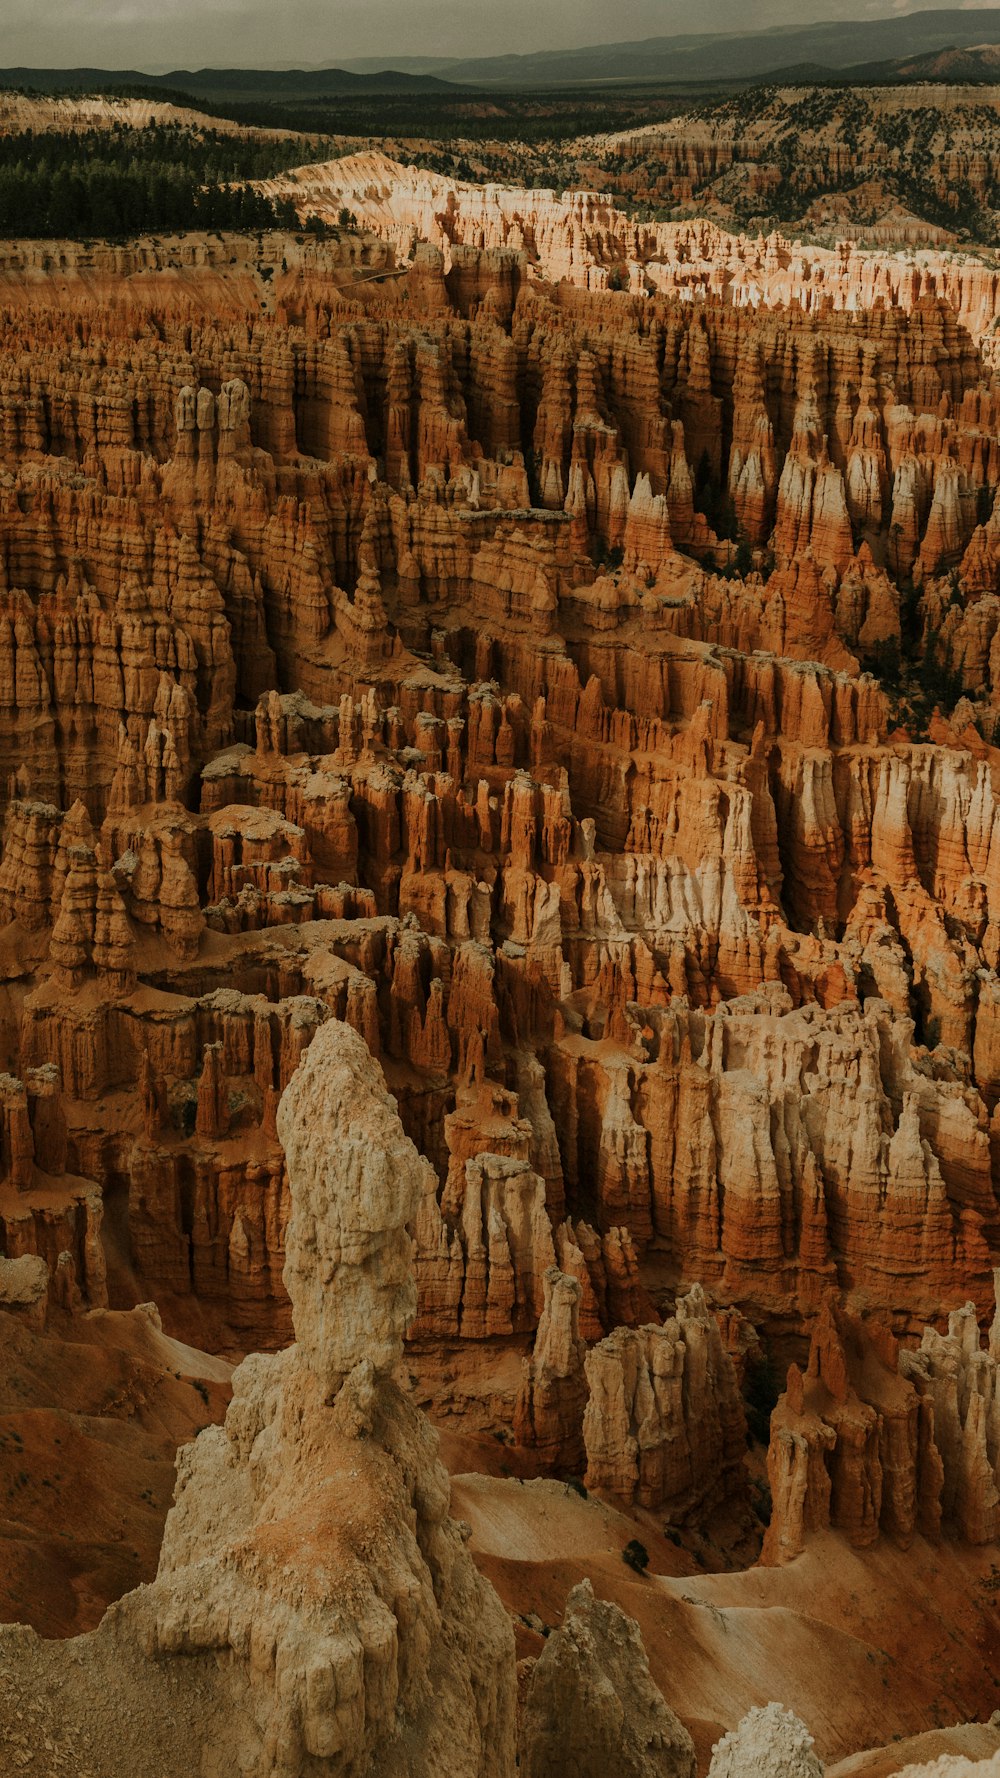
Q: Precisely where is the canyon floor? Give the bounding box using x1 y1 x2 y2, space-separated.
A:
0 82 999 1777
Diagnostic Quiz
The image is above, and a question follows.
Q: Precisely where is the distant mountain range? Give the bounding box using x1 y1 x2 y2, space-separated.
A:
5 8 1000 101
391 6 1000 87
847 41 1000 83
335 57 467 78
0 65 453 100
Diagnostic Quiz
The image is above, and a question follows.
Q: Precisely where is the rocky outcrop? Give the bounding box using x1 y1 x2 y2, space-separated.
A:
2 247 1000 1362
518 1579 696 1778
513 1266 588 1470
412 1151 556 1342
898 1286 1000 1544
262 147 1000 337
895 1759 1000 1778
582 1285 749 1524
764 1280 1000 1561
276 1017 432 1391
585 85 1000 261
707 1704 823 1778
0 1019 517 1777
707 1708 1000 1778
1 190 1000 1700
550 992 998 1336
9 116 1000 1778
0 1252 48 1325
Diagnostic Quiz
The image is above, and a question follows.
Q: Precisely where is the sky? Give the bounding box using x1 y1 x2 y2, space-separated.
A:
3 0 998 71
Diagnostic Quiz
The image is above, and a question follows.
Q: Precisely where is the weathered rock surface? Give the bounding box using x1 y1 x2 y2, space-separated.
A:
262 148 1000 338
708 1708 1000 1778
519 1578 696 1778
764 1279 1000 1561
0 1019 517 1777
276 1017 430 1391
0 229 999 1361
708 1704 824 1778
514 1266 588 1470
0 190 998 1776
582 1284 749 1525
893 1759 1000 1778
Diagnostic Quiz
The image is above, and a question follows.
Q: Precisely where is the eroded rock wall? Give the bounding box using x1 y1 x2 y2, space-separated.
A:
0 228 997 1400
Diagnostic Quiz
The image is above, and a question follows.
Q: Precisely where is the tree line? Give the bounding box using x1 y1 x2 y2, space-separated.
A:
0 125 319 238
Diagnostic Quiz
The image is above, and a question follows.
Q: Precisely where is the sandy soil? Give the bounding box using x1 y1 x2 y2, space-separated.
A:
452 1471 1000 1773
0 1305 230 1637
829 1724 1000 1778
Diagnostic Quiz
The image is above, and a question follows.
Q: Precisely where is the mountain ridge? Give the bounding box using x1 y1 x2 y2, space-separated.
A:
426 8 1000 86
0 64 454 98
6 10 1000 96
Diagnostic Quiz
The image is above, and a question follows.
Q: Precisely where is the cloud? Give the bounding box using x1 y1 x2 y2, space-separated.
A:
0 0 969 70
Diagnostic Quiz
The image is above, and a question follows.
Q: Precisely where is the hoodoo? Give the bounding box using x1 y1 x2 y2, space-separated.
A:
2 57 1000 1778
0 1019 517 1776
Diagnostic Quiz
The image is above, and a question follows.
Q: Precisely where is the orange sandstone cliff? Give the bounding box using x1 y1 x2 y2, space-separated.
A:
0 210 997 1773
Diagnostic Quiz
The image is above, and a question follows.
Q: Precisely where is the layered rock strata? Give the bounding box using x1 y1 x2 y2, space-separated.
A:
262 151 1000 339
0 227 997 1406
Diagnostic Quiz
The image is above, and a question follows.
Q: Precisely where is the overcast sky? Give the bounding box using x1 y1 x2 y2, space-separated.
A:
3 0 997 70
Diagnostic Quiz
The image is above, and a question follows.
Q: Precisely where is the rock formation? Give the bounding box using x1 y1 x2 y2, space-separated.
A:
895 1760 1000 1778
707 1705 824 1778
0 150 998 1777
764 1280 1000 1561
582 1285 749 1524
0 207 997 1486
707 1708 1000 1778
898 1290 1000 1544
519 1579 696 1778
513 1266 589 1470
575 85 1000 259
276 1016 431 1390
262 144 1000 333
2 224 1000 1365
0 1018 517 1776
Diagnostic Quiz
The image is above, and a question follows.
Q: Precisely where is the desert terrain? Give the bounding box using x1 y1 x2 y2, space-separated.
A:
0 60 997 1778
